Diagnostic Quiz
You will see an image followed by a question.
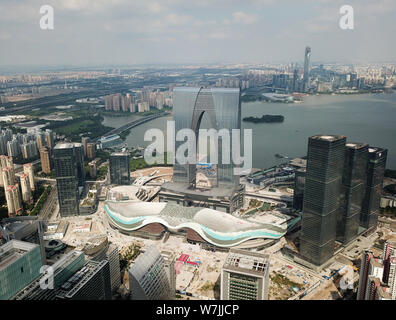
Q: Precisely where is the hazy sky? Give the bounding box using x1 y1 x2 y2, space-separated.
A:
0 0 395 67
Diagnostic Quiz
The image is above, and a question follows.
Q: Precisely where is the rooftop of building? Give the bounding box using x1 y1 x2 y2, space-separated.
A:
161 181 236 198
11 250 86 300
223 248 269 275
384 240 396 248
368 275 382 285
0 240 38 271
54 142 82 150
370 258 383 268
174 87 240 93
6 185 18 191
289 157 307 168
310 134 346 142
110 152 129 157
56 259 106 299
52 250 85 275
345 142 368 149
376 286 392 300
104 192 287 248
368 146 387 154
54 142 75 149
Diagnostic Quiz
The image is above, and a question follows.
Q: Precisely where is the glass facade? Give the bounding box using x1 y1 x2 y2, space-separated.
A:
74 143 85 187
54 143 80 217
54 251 86 287
0 241 42 300
129 245 172 300
292 168 306 211
172 87 241 189
300 135 346 266
109 153 130 185
360 147 387 230
337 143 368 244
56 260 112 300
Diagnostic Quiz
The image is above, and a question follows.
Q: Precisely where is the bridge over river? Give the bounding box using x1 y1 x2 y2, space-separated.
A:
94 111 170 142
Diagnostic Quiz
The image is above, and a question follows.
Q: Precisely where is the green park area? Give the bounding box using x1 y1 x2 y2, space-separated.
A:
46 115 113 141
129 151 172 172
21 104 114 141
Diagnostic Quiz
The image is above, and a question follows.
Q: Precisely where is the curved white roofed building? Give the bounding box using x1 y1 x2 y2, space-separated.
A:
104 187 290 248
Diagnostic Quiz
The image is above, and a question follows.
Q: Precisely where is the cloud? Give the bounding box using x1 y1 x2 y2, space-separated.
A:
208 32 230 39
59 0 127 12
0 32 11 40
147 2 165 13
0 0 394 65
232 11 259 24
164 13 192 26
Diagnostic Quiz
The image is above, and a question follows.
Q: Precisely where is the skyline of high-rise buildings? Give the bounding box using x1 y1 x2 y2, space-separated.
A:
0 0 395 306
299 134 388 268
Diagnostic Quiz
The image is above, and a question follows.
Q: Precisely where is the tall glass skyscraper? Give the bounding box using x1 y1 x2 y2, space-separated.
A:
74 143 85 188
172 87 241 189
159 87 244 213
300 135 346 266
54 143 82 217
109 152 130 185
337 142 368 244
303 46 311 93
360 147 387 231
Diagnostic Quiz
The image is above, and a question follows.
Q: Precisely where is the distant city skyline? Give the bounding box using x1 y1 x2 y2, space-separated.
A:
0 0 395 67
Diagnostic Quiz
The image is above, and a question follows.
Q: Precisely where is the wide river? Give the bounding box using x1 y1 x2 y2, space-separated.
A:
102 92 396 170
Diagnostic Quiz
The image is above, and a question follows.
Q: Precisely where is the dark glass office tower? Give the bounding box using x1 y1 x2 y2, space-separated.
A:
110 152 130 185
300 135 346 266
54 143 80 217
337 143 368 244
292 168 306 211
360 147 387 231
74 143 85 188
